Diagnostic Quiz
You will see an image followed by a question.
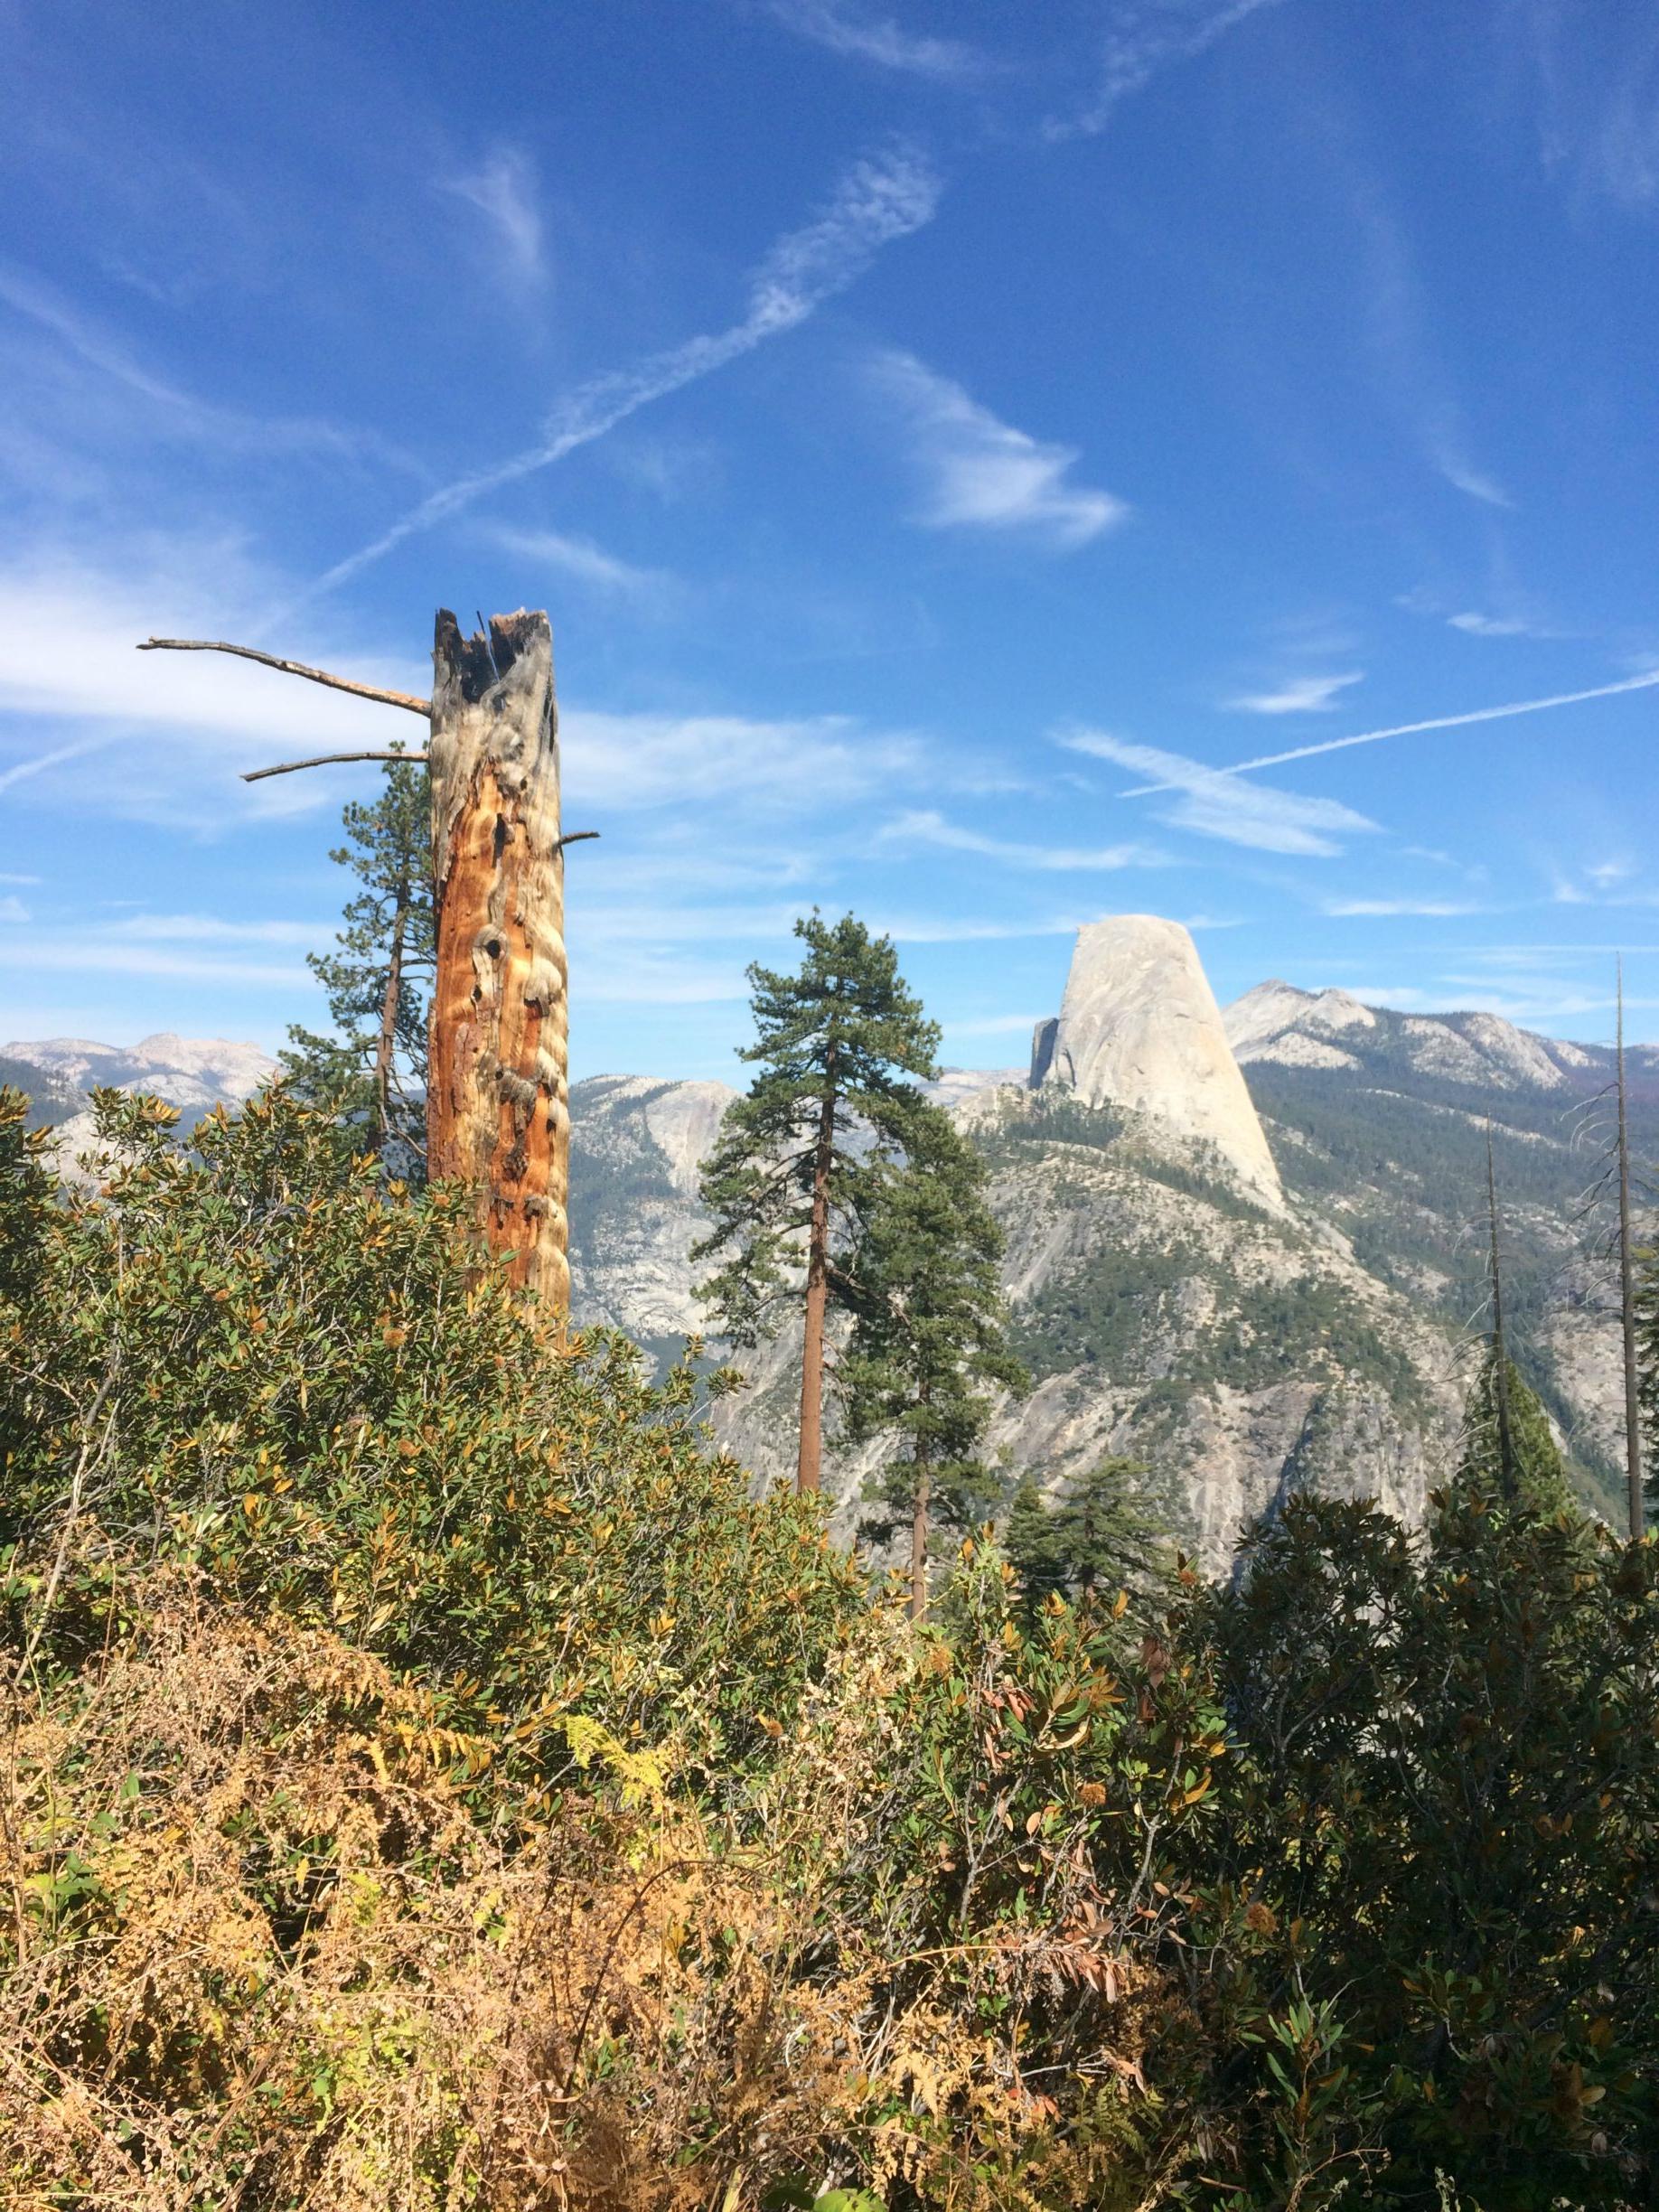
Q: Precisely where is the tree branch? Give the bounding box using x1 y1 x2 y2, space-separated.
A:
137 637 431 717
241 750 430 782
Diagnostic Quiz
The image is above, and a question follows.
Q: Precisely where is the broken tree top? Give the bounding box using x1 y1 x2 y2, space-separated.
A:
135 609 599 1314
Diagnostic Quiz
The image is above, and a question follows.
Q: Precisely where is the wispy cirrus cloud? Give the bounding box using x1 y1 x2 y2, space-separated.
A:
1227 670 1364 715
439 146 547 283
1062 729 1380 858
879 806 1167 870
289 144 942 613
870 351 1127 549
1130 669 1659 783
765 0 989 81
0 264 422 475
1448 610 1537 637
1047 0 1288 140
1320 896 1487 918
480 522 671 599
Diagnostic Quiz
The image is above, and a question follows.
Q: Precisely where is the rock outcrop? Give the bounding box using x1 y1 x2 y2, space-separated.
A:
1031 917 1283 1210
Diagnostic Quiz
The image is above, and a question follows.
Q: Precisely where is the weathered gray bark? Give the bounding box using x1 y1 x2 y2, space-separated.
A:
426 609 569 1313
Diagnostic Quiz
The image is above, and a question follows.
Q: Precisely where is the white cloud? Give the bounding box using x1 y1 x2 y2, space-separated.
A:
870 351 1127 549
291 145 942 612
1448 611 1532 637
0 555 927 832
107 913 332 945
563 708 921 817
1226 670 1364 715
481 522 670 598
1429 437 1514 510
0 895 29 923
878 807 1166 870
1127 669 1659 784
12 938 315 989
1049 0 1287 140
0 262 420 474
1063 729 1380 858
440 147 546 282
767 1 987 80
1320 897 1486 918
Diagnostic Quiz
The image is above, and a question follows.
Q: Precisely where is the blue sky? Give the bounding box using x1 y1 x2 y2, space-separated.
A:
2 0 1656 1079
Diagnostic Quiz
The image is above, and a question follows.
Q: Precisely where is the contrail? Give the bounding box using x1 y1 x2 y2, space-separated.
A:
1118 669 1659 795
276 146 941 622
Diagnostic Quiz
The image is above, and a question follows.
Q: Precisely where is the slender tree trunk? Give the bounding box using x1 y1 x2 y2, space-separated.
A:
909 1440 932 1621
1486 1121 1517 1504
426 610 569 1313
373 888 406 1157
1617 961 1645 1538
797 1075 837 1494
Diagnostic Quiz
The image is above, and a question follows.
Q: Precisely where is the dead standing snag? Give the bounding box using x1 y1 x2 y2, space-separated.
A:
136 614 591 1317
426 608 570 1312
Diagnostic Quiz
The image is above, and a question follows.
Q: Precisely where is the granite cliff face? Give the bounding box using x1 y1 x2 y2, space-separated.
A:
1030 917 1283 1210
562 924 1645 1567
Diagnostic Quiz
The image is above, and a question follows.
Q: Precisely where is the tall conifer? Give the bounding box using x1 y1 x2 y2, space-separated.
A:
693 913 939 1495
1005 1456 1166 1613
1456 1344 1572 1516
845 1097 1026 1615
281 753 433 1176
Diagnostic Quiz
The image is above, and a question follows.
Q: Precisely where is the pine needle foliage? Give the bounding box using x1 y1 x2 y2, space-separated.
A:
693 912 940 1491
1004 1455 1168 1613
280 752 433 1176
1456 1344 1574 1516
844 1097 1026 1611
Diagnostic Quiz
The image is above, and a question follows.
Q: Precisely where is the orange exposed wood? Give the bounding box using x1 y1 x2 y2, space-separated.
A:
426 609 569 1313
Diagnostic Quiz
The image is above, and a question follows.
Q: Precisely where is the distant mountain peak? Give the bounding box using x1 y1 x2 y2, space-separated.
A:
1030 916 1284 1210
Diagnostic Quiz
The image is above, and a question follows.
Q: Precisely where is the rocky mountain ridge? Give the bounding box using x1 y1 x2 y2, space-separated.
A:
6 947 1645 1567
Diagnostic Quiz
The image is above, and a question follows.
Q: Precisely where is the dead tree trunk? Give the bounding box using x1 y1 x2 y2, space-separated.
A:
426 609 569 1313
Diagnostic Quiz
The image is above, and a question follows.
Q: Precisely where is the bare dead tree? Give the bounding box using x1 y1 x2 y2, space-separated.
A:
137 614 595 1315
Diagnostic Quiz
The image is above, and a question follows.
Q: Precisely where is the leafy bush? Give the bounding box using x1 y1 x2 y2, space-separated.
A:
1 1085 861 1797
5 1084 1657 2209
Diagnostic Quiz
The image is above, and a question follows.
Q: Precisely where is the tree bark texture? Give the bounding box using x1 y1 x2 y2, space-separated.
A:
909 1448 931 1621
426 609 569 1313
796 1080 836 1494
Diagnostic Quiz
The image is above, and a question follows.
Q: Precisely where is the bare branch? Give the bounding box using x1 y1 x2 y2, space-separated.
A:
242 750 430 783
558 830 601 851
137 637 431 717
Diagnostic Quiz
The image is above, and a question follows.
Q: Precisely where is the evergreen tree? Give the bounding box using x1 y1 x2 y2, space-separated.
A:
1006 1456 1167 1613
1456 1342 1573 1515
846 1098 1026 1616
694 914 939 1495
281 753 433 1176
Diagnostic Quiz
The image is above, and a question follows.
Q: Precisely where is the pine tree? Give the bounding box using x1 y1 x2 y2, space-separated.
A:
1455 1344 1572 1515
281 754 433 1176
845 1097 1026 1616
1004 1475 1066 1615
693 913 940 1494
1006 1456 1167 1613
